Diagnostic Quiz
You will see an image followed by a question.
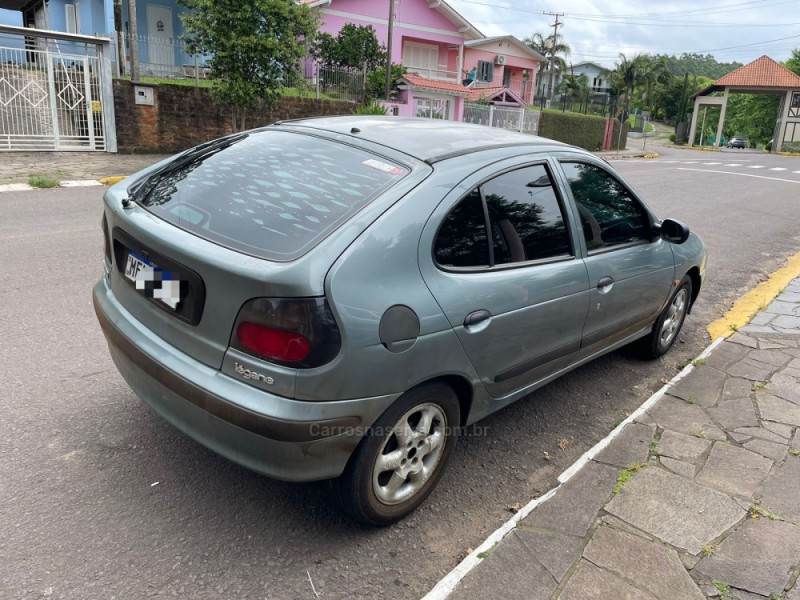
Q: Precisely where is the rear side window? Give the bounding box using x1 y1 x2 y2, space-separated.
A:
434 164 572 269
138 131 407 261
560 162 651 251
483 166 572 264
434 190 490 267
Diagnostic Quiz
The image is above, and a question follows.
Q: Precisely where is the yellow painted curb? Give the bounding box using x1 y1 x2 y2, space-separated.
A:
777 151 800 157
644 152 659 159
99 175 127 185
707 250 800 340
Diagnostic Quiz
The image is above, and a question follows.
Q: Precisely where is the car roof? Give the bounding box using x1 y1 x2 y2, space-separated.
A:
275 116 572 163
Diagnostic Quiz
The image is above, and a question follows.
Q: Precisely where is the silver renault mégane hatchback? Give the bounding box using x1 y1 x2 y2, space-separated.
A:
94 117 706 525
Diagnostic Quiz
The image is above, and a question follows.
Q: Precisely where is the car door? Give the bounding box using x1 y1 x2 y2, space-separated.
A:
555 158 676 348
419 159 591 399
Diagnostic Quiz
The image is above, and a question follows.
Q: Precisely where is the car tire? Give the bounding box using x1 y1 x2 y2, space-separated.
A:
335 382 460 526
640 275 692 359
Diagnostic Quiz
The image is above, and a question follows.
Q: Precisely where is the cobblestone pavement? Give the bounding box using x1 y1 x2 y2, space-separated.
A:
0 152 169 186
441 279 800 600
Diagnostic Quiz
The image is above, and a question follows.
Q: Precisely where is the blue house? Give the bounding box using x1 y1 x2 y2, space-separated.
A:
0 0 194 76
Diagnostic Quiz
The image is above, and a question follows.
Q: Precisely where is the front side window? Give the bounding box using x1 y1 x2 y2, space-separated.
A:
434 164 572 268
560 162 651 252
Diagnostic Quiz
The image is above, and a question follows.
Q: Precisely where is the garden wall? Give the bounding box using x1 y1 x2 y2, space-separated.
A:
113 80 356 153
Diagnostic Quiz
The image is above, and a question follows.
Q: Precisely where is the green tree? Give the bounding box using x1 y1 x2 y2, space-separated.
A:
558 73 589 100
365 63 406 101
785 47 800 75
313 24 386 71
724 94 781 147
179 0 317 131
525 31 571 98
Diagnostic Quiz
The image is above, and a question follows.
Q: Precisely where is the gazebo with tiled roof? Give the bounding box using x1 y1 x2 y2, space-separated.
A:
688 55 800 152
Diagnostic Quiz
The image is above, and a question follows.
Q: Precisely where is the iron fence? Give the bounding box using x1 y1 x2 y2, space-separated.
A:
111 39 365 103
463 103 539 135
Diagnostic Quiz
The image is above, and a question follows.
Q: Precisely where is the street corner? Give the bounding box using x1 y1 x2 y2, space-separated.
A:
708 252 800 340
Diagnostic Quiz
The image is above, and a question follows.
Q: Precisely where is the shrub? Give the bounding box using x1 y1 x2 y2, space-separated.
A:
669 133 676 142
354 101 388 115
537 109 628 151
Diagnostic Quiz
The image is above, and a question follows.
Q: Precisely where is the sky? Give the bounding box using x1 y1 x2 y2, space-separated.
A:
448 0 800 68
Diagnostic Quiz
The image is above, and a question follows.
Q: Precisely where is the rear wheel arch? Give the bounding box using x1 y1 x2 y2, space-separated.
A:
427 374 474 427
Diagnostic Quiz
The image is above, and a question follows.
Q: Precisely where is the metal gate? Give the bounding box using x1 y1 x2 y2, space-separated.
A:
0 25 116 152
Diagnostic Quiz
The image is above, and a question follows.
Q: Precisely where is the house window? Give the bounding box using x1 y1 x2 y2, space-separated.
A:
477 60 493 83
65 3 79 34
403 42 439 76
415 96 451 120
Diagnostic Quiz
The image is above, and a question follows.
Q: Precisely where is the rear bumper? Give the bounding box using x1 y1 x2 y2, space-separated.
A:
93 277 399 482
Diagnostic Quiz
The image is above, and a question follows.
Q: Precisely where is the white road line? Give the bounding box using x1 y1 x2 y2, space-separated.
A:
748 165 766 169
724 164 743 167
421 337 726 600
794 171 800 174
0 183 33 192
677 168 800 184
61 180 103 187
681 161 699 164
769 167 788 171
703 162 722 165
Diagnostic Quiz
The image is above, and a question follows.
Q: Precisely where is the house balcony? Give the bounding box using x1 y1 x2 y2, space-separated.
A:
400 37 463 84
403 65 460 82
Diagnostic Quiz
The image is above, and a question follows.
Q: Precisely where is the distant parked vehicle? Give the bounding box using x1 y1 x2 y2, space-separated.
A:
727 138 746 149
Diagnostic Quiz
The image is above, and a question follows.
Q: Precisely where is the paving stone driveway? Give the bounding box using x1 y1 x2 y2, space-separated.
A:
448 279 800 600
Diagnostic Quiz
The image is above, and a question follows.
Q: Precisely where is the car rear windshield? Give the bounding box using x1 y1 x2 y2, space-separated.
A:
136 130 408 261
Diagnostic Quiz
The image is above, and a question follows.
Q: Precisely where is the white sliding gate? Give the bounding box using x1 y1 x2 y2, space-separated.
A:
0 25 116 152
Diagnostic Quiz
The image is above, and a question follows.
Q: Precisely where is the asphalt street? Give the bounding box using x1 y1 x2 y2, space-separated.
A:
1 146 799 599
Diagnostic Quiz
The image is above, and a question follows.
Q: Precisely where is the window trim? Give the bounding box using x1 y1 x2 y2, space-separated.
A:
433 160 577 273
558 159 655 256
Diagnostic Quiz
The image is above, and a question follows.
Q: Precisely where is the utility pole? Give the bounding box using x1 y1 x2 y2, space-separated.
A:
384 0 396 101
129 0 140 81
543 11 564 105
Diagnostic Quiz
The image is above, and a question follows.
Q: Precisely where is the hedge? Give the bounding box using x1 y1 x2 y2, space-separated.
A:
535 109 628 151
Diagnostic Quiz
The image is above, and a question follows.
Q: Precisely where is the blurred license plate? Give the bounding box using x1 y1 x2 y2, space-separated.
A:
124 251 183 310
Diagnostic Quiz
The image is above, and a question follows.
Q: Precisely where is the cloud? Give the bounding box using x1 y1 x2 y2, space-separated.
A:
448 0 800 67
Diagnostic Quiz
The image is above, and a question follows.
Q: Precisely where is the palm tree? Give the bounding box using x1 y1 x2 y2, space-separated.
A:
525 31 571 100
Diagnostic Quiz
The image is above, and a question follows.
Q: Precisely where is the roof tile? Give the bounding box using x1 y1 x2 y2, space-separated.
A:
714 55 800 88
400 73 471 95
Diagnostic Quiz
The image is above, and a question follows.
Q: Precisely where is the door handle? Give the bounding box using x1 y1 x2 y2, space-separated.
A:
597 276 614 289
464 309 491 328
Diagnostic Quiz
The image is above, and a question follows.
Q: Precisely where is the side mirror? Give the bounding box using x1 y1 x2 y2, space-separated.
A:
657 218 691 244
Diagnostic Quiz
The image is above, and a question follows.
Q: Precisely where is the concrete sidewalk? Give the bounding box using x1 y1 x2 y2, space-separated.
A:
0 147 654 188
434 279 800 600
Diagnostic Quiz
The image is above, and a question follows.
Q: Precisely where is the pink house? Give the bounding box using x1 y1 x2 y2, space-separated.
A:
302 0 541 121
463 36 544 105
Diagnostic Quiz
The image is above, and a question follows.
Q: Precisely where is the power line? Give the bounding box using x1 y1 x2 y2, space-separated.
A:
449 0 799 26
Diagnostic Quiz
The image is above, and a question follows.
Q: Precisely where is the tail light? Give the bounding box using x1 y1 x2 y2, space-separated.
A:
101 214 112 264
231 298 341 368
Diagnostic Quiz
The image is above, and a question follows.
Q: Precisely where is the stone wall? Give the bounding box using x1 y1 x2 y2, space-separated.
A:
113 80 356 153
